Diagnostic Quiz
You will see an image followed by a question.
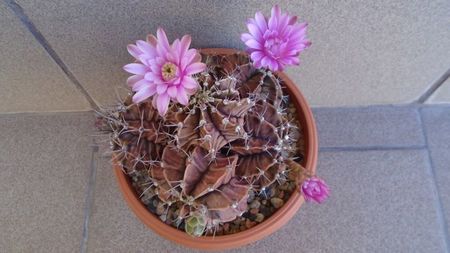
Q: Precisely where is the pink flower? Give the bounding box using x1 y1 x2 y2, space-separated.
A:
123 28 206 116
301 177 329 204
241 5 311 71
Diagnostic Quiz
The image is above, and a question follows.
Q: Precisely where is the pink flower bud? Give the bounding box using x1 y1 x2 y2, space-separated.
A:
301 177 329 204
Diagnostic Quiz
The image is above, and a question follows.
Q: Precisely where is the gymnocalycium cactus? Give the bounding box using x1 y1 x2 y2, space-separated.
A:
185 212 207 237
97 5 328 238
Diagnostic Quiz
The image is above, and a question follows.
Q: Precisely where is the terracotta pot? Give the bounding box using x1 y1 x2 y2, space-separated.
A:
114 48 318 251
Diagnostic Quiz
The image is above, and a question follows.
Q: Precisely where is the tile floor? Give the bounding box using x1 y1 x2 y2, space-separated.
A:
1 105 449 253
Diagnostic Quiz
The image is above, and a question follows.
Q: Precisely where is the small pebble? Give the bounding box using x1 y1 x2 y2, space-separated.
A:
230 226 239 234
152 199 159 208
249 200 261 209
255 213 265 223
167 209 174 220
250 208 259 215
247 190 255 203
223 223 230 233
242 211 252 219
159 214 167 222
261 200 267 205
270 188 280 197
278 191 285 199
247 213 257 221
156 202 165 215
245 219 257 229
271 198 284 209
260 206 272 217
279 183 289 191
288 172 297 181
268 188 276 198
216 226 224 236
141 192 153 205
287 182 296 191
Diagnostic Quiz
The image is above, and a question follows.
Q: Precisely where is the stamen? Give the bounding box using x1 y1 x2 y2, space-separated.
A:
161 62 177 81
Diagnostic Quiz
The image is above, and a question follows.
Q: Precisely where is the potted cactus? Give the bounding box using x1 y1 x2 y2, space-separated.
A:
97 5 328 250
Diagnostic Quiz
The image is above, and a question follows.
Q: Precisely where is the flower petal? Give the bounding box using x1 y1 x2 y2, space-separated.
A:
156 84 168 94
132 78 152 92
123 63 147 75
138 54 151 66
144 72 157 81
126 75 142 87
136 40 155 56
182 76 198 89
244 39 262 50
267 58 280 71
156 93 170 116
261 56 271 69
127 44 142 59
176 86 189 105
152 95 158 108
179 35 192 58
288 16 298 25
250 51 265 62
167 86 178 98
191 52 202 65
246 22 262 40
185 62 206 75
240 33 253 42
132 86 156 103
270 5 281 29
157 27 170 52
180 49 195 69
146 34 158 46
185 88 196 96
254 11 268 32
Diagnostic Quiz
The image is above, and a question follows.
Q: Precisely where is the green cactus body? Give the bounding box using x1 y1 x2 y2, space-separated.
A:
185 213 207 237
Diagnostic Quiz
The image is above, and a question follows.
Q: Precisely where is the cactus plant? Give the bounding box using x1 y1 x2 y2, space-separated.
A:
97 6 331 238
96 6 329 246
97 51 308 236
185 211 207 237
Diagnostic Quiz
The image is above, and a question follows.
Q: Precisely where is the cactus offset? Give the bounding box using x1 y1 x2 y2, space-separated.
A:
97 52 306 236
185 212 207 237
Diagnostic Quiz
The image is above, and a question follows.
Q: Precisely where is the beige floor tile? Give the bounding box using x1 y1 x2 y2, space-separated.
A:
0 4 91 112
15 0 450 107
0 112 94 252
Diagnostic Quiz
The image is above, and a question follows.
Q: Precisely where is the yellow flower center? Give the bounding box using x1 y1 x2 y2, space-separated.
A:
161 62 177 81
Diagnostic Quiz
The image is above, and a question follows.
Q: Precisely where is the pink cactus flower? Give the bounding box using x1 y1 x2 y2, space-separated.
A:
301 177 329 204
241 5 311 71
123 28 206 116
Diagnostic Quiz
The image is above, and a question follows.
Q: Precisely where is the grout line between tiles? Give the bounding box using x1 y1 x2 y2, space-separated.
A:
80 140 99 253
0 110 95 117
0 110 94 116
312 103 450 111
4 0 100 111
418 108 450 253
0 103 446 116
0 98 447 116
415 68 450 104
319 145 426 152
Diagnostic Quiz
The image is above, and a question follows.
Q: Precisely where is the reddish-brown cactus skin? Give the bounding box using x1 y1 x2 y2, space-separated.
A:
97 52 306 234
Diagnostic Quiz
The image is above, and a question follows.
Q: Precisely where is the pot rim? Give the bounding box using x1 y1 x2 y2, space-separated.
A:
113 48 318 251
